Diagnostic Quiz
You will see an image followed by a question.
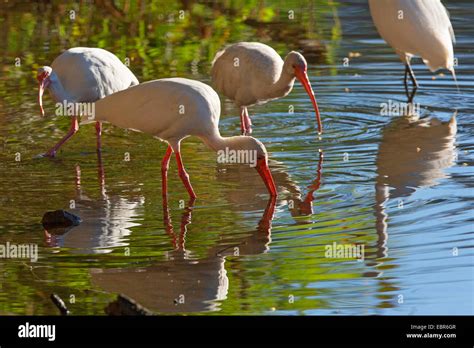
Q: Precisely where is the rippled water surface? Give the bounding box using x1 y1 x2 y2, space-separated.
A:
0 0 473 315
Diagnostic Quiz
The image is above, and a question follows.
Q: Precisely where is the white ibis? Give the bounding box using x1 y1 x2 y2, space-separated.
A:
37 47 139 157
211 42 322 135
369 0 456 100
87 77 277 199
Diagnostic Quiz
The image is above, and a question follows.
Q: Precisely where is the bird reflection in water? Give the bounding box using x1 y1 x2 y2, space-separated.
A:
288 150 324 217
352 110 458 310
91 197 276 313
215 149 324 222
162 196 194 259
42 139 327 312
43 151 143 253
373 110 457 260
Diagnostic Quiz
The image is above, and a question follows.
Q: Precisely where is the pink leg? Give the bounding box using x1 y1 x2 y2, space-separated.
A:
161 145 173 201
44 116 79 157
174 150 197 200
239 107 246 135
95 121 102 153
243 107 252 135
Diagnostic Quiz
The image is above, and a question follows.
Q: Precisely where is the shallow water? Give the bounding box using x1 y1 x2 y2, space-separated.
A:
0 0 473 315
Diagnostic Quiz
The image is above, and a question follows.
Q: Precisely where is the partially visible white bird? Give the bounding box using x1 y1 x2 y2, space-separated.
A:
37 47 139 157
86 78 277 199
211 42 322 135
369 0 457 99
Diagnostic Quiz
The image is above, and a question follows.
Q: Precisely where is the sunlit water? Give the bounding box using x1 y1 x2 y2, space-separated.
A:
0 0 473 315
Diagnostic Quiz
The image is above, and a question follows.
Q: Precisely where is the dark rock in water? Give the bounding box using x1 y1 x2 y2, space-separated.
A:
42 210 81 228
105 294 153 316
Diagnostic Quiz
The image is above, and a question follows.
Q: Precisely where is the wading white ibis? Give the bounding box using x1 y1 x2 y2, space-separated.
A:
211 42 322 135
37 47 139 157
87 78 277 199
369 0 456 100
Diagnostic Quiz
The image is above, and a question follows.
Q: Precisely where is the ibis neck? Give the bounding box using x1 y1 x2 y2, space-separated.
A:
266 61 296 99
200 132 241 153
48 73 77 104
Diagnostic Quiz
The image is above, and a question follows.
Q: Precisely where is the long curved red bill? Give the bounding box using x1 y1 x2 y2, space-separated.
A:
256 157 277 197
295 67 322 134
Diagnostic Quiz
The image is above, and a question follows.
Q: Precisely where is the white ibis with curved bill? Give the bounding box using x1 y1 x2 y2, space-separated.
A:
211 42 322 135
85 78 277 199
37 47 139 157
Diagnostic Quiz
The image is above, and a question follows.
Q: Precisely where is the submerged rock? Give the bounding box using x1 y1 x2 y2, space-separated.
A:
106 294 154 316
41 210 82 229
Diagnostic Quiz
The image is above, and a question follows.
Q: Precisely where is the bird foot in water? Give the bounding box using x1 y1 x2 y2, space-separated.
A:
35 150 57 158
34 149 56 158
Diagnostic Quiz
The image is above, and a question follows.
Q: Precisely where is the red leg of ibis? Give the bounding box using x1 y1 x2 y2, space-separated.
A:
161 145 173 201
44 116 79 157
239 107 246 135
175 150 197 200
243 107 252 135
95 121 102 153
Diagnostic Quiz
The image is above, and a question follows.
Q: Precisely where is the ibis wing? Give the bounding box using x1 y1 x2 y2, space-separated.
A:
52 47 139 102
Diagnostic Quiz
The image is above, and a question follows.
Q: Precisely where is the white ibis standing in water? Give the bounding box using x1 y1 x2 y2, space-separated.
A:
37 47 139 157
211 42 322 135
85 78 277 199
369 0 457 100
